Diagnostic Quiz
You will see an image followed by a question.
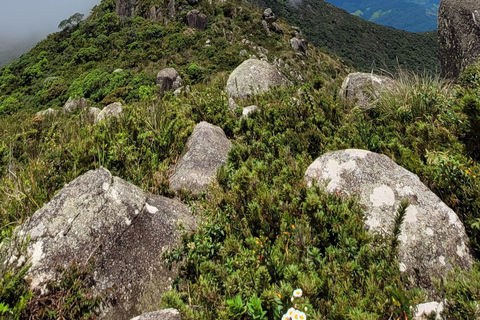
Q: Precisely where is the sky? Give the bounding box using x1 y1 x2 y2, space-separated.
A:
0 0 101 44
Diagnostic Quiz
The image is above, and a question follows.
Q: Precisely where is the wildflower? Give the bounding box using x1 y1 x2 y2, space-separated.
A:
292 310 300 320
286 307 296 318
276 293 282 299
304 307 308 312
187 242 196 250
293 288 303 298
282 315 290 320
297 311 307 320
292 224 295 230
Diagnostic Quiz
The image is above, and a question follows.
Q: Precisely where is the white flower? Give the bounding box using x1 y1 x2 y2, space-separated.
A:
292 310 301 320
293 288 303 298
286 307 297 318
297 311 307 320
282 315 290 320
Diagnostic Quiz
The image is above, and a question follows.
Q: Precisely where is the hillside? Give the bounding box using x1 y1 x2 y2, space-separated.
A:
253 0 440 73
0 0 479 319
325 0 439 32
0 37 41 68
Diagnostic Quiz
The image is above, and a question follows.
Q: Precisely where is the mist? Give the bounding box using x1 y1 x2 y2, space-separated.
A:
0 0 101 45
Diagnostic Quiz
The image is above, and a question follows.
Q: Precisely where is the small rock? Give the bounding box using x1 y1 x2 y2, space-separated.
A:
95 102 123 123
263 8 276 22
239 49 248 57
174 87 183 96
228 97 240 111
63 97 88 114
157 68 183 92
339 72 396 109
186 10 208 31
262 20 270 35
89 107 101 119
170 122 232 194
413 301 444 320
242 105 258 118
290 37 307 54
130 308 181 320
113 68 124 73
35 108 58 117
272 22 283 34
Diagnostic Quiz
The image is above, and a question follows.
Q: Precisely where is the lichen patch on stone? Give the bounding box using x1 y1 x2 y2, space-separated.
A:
369 185 395 207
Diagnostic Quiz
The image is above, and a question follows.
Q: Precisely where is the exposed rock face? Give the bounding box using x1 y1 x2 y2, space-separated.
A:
170 122 232 194
63 97 88 114
226 59 291 99
8 168 195 320
186 10 208 31
89 107 101 120
147 6 163 22
304 149 473 298
95 102 123 123
339 72 396 109
116 0 138 17
290 36 307 54
156 68 183 92
130 309 181 320
438 0 480 78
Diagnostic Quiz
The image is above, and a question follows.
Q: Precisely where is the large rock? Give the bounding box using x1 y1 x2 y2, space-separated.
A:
8 168 195 320
130 308 181 320
304 149 474 298
263 8 276 22
186 10 208 31
95 102 123 123
339 72 396 109
63 97 88 114
438 0 480 78
170 122 232 194
156 68 183 92
35 108 58 117
226 59 291 99
116 0 138 17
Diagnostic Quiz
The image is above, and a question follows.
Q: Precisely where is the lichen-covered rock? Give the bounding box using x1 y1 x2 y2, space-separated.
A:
290 36 307 54
7 168 195 320
263 8 276 22
413 301 444 320
186 10 208 31
95 102 123 123
62 97 88 114
339 72 396 109
304 149 473 298
89 107 101 119
156 68 182 92
170 122 232 194
116 0 138 17
438 0 480 78
130 308 181 320
242 105 258 118
226 59 291 99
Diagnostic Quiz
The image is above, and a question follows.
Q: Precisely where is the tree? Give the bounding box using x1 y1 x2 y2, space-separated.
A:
58 12 85 30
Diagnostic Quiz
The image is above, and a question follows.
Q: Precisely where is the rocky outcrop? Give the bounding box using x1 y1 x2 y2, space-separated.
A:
263 8 276 22
339 72 396 109
186 10 208 31
304 149 473 298
413 302 444 320
226 59 291 99
438 0 480 78
116 0 138 17
95 102 123 123
63 97 88 114
156 68 183 92
170 122 232 194
130 309 181 320
8 168 195 320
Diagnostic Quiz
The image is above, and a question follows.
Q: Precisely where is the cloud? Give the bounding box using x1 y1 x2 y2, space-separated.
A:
0 0 100 43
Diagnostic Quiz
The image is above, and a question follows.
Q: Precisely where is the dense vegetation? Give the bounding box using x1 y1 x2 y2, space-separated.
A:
0 0 479 319
252 0 440 74
325 0 439 32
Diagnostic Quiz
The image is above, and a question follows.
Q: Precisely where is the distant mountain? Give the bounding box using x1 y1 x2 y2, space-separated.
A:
252 0 440 73
325 0 440 32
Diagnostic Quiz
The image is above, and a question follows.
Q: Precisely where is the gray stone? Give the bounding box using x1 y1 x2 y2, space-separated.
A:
339 72 396 109
272 22 283 34
290 37 307 54
228 97 240 111
147 7 163 22
113 68 124 73
156 68 183 92
170 122 232 194
8 168 195 320
438 0 480 78
95 102 123 123
187 0 198 5
226 59 291 99
239 49 248 57
130 308 181 320
89 107 101 120
35 108 58 117
62 97 88 114
262 20 270 35
304 149 474 298
242 105 258 118
263 8 276 22
186 10 208 31
116 0 138 17
413 301 444 320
